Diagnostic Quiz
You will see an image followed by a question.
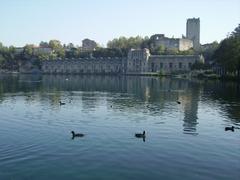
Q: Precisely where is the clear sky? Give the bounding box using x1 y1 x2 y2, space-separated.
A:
0 0 239 47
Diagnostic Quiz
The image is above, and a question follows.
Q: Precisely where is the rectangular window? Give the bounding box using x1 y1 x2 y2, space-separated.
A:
179 62 182 69
188 62 192 68
160 63 163 69
169 63 173 68
151 63 155 72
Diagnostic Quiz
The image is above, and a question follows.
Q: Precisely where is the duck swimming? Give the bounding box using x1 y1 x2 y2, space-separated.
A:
59 101 66 105
225 126 234 131
71 131 84 138
177 101 181 104
135 131 146 138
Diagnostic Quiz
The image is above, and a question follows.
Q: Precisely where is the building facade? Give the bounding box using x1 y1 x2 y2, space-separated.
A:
42 49 203 75
148 55 201 73
150 34 193 51
42 57 126 74
127 48 150 73
126 49 203 74
186 18 200 50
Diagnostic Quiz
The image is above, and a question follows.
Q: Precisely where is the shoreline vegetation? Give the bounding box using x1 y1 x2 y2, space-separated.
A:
0 24 239 81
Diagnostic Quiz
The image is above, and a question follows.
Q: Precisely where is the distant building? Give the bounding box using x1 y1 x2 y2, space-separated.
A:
42 48 204 74
14 46 52 55
82 38 97 51
33 47 52 55
186 18 200 50
150 34 193 51
14 47 24 54
127 49 203 74
42 57 125 74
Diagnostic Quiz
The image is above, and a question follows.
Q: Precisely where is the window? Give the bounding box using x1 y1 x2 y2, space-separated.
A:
169 63 173 68
151 63 155 72
160 63 163 69
188 62 192 68
179 62 182 69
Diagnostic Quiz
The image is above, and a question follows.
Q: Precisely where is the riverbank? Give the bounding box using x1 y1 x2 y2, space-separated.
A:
149 70 240 82
1 69 239 82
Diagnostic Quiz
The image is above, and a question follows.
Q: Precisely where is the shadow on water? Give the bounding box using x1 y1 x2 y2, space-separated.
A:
202 80 240 123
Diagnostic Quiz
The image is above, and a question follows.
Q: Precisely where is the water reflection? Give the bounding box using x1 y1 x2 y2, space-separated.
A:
181 82 201 135
0 74 239 135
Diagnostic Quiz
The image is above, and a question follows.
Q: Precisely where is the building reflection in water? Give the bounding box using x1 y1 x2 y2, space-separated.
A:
178 82 201 135
1 74 239 133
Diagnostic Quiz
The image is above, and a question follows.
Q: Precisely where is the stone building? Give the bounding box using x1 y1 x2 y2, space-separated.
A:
82 38 97 51
42 57 126 74
14 47 24 54
186 18 200 50
127 48 150 73
14 47 52 55
150 34 193 51
148 55 202 73
42 48 203 75
34 47 52 55
127 49 203 74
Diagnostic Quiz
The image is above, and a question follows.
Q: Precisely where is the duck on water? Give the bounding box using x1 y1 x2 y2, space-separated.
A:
225 126 235 131
71 131 84 139
135 131 146 142
59 101 66 106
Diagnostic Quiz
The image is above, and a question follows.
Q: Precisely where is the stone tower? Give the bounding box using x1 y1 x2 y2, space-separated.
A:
186 18 200 50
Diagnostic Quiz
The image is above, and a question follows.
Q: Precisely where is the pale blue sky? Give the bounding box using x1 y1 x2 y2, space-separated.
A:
0 0 239 47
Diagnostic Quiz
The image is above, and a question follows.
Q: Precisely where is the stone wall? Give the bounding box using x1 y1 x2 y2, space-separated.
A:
148 55 200 73
179 39 193 51
42 57 127 74
127 49 150 73
150 34 193 51
126 49 203 74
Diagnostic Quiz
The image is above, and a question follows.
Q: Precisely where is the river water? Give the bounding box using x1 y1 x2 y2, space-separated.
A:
0 75 239 180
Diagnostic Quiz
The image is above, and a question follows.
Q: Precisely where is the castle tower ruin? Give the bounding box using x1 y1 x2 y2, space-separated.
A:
186 18 200 50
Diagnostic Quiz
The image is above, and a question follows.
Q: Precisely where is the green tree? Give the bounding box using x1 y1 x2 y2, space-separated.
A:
200 41 219 62
213 24 240 76
0 54 6 68
37 53 49 61
165 48 178 55
23 44 34 57
49 40 62 50
155 45 165 55
107 36 146 50
49 40 65 58
231 24 240 37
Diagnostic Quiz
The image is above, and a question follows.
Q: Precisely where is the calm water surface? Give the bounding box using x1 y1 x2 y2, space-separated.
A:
0 75 239 180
